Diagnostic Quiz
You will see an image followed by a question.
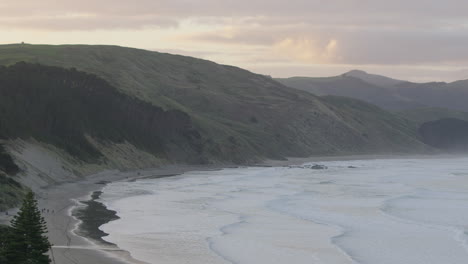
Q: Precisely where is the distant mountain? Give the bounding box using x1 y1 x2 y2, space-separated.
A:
0 44 426 164
0 44 431 209
397 107 468 125
0 47 426 163
344 70 404 88
395 81 468 112
276 71 468 112
276 74 418 110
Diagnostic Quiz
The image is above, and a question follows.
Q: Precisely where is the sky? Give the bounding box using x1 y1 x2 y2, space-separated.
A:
1 0 468 82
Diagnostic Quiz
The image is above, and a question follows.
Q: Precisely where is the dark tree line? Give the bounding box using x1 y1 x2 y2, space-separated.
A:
0 62 204 163
0 173 26 211
0 191 51 264
0 145 19 176
419 118 468 151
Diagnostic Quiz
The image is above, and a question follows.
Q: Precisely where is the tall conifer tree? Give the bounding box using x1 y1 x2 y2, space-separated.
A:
4 191 51 264
0 225 11 263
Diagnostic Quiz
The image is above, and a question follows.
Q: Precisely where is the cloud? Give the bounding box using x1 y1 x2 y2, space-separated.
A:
2 0 468 29
337 30 468 65
273 38 339 63
179 21 468 65
0 0 467 81
0 15 178 31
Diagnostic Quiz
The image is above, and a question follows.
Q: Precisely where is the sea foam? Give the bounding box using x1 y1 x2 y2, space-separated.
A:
99 157 468 264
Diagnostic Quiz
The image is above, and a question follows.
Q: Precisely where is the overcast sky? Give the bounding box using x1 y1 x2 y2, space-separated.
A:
1 0 467 82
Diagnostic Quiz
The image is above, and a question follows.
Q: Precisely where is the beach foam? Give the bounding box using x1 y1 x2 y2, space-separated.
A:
99 157 468 264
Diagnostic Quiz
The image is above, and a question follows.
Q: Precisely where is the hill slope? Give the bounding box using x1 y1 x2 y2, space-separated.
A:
0 62 204 163
419 118 468 151
397 108 468 125
344 70 404 88
277 71 468 111
0 44 428 163
395 81 468 112
0 44 434 209
276 75 419 110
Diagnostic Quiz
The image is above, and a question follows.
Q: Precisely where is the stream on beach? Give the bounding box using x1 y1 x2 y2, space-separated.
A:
81 157 468 264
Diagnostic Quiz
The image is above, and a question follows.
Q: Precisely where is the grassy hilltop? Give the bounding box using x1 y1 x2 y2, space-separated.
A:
0 44 427 163
0 43 432 209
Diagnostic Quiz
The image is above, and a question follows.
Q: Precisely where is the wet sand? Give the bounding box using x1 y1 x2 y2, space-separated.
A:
1 165 219 264
0 153 447 264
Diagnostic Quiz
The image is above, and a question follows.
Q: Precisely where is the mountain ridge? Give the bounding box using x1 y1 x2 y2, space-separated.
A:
0 44 431 209
343 70 405 88
277 70 468 111
0 44 427 159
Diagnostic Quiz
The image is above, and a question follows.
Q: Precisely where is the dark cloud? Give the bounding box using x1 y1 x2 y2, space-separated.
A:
2 0 468 24
337 30 468 65
1 0 467 70
0 15 178 30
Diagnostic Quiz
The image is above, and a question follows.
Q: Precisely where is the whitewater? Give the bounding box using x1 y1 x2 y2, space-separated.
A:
98 157 468 264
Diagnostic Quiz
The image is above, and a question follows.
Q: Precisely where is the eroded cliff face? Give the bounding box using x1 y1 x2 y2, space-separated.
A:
419 118 468 151
0 63 211 209
0 50 431 210
0 63 205 165
0 45 430 164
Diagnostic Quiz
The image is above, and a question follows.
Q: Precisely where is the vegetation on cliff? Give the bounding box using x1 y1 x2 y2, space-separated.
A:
0 45 429 164
419 118 468 151
0 62 204 164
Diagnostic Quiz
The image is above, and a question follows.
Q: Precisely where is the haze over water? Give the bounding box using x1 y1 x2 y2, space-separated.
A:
99 157 468 264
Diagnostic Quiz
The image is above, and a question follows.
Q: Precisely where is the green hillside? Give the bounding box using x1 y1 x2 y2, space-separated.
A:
277 72 468 112
398 108 468 125
0 44 429 164
419 118 468 151
0 173 26 211
322 96 423 151
276 75 421 110
0 63 204 163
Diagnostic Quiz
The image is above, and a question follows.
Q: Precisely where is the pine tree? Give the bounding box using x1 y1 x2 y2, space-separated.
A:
0 225 11 264
4 191 51 264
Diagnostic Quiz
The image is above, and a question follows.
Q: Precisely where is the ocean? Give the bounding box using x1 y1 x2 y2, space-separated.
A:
97 157 468 264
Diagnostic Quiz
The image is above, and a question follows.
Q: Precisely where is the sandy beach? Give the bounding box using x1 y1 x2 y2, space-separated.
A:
1 165 222 264
0 153 452 264
0 156 333 264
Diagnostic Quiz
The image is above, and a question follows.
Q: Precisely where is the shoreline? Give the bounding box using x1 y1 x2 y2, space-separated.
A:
68 190 148 264
1 153 460 264
87 154 468 264
72 190 119 246
0 164 223 264
70 153 449 264
69 169 202 264
66 164 229 264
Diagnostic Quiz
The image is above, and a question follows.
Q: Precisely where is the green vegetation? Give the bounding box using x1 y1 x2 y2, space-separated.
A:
398 108 468 152
2 191 51 264
0 62 204 163
322 96 424 152
398 108 468 125
276 75 415 110
0 44 429 163
0 225 11 263
0 145 19 175
419 118 468 151
0 174 26 211
0 143 23 211
277 74 468 112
